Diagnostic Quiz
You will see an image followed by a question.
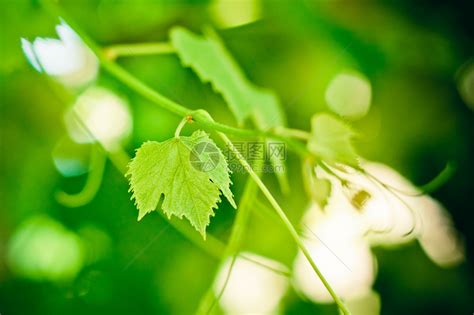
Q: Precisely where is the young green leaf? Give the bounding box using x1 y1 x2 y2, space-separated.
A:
127 130 235 238
308 113 359 166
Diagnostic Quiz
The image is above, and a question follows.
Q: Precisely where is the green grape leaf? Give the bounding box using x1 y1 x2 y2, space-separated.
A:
308 113 359 166
181 130 236 209
170 27 252 124
127 130 235 238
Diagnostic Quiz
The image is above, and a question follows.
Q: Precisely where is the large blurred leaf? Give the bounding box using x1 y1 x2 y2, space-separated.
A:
247 85 289 191
170 27 289 190
170 27 252 124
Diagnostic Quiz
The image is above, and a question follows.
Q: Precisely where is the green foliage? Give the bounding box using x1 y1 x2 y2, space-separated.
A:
170 27 288 190
308 113 359 166
4 1 472 314
183 131 236 209
170 27 287 129
170 27 252 124
127 130 235 238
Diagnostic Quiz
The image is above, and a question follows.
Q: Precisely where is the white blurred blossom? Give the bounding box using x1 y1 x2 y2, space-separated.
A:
293 207 377 303
317 162 421 246
294 161 464 305
64 86 133 151
21 19 98 87
214 253 289 315
316 161 464 264
416 196 465 267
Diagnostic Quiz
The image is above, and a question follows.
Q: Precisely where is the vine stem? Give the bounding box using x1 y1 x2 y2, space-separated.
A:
42 58 292 282
196 158 263 315
41 2 349 313
55 142 106 207
218 131 350 315
103 42 175 60
274 126 311 140
174 116 189 138
40 0 310 159
41 41 292 282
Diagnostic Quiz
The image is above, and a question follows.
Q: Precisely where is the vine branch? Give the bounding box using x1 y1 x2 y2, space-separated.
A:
218 131 350 315
41 0 311 159
104 42 175 60
196 157 263 315
41 2 350 313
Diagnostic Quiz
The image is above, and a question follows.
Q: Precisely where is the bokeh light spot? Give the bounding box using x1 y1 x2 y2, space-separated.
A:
458 61 474 110
325 71 372 120
64 86 133 151
52 136 92 177
210 0 261 28
6 216 85 282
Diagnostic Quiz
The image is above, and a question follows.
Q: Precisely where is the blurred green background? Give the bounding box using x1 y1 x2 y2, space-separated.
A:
1 0 473 314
